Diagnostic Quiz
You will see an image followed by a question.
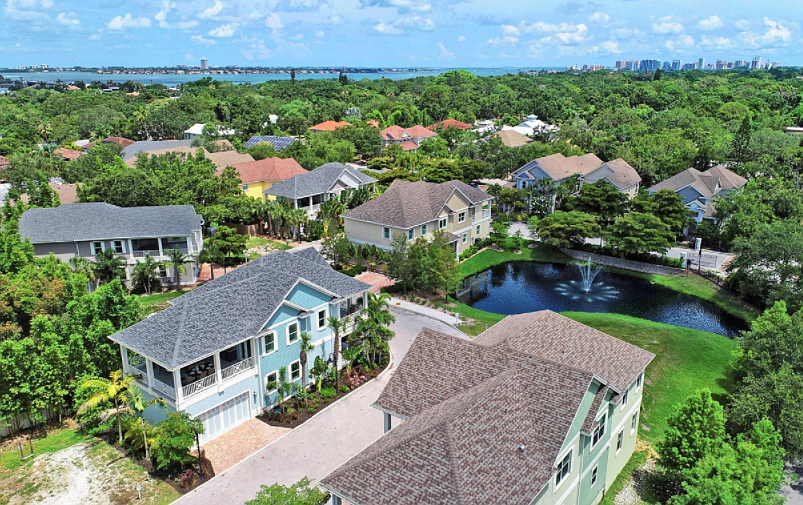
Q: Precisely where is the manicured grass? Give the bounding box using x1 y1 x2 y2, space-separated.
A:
0 427 91 471
245 236 292 250
137 291 186 306
563 312 738 442
458 243 570 279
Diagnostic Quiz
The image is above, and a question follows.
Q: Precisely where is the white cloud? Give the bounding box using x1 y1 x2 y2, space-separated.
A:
191 34 216 45
155 1 198 29
5 0 54 21
242 39 273 61
739 17 792 49
487 24 519 46
665 34 695 51
56 11 79 27
734 19 750 31
107 13 152 30
197 0 223 20
588 12 610 26
652 16 684 35
600 40 621 53
374 20 402 35
315 30 325 38
700 35 734 49
698 15 723 30
89 31 102 40
373 15 434 35
610 26 645 40
524 21 588 47
265 12 283 30
438 41 453 58
208 23 237 37
457 35 466 42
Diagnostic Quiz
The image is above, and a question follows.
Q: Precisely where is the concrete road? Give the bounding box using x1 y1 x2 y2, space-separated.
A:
174 309 466 505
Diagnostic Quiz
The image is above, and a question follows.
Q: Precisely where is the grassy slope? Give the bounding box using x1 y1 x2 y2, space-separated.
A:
137 291 185 306
245 236 292 250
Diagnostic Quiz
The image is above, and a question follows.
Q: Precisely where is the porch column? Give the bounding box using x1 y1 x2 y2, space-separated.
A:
157 237 164 257
214 353 223 384
128 240 134 259
120 345 129 374
384 412 392 433
145 359 155 389
173 369 184 405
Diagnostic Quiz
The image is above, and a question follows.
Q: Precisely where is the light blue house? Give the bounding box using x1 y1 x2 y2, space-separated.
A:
109 248 370 443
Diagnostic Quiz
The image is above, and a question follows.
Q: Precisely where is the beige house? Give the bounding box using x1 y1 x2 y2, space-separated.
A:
579 158 642 199
342 179 493 255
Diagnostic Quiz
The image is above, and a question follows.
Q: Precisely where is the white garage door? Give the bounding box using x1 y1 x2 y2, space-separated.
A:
197 392 251 443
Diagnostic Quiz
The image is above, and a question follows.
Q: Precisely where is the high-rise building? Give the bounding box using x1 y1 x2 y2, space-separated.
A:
671 59 682 71
200 58 209 70
662 61 671 71
640 59 661 72
751 56 762 69
697 58 705 70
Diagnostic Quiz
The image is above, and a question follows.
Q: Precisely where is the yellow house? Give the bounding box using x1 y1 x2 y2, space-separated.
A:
226 158 308 201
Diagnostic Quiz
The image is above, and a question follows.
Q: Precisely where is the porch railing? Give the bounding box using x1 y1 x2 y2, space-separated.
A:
220 356 255 381
182 374 217 398
153 377 176 400
133 250 161 258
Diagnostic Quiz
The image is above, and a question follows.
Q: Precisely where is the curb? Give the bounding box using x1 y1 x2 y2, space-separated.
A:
389 299 462 329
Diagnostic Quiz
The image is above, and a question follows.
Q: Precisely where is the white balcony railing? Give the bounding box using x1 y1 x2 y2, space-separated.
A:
220 356 255 381
153 377 176 399
133 250 161 258
182 374 217 398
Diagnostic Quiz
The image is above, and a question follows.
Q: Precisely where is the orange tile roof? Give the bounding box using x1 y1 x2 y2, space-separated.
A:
54 148 84 161
366 120 380 128
102 136 136 148
381 125 437 140
427 119 472 130
309 120 350 132
398 140 420 151
227 157 308 184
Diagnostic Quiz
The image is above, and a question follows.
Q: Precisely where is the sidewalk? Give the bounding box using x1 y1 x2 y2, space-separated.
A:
389 297 461 326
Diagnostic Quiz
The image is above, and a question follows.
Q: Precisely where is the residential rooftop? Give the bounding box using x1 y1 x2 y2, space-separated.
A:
265 162 377 200
647 165 746 196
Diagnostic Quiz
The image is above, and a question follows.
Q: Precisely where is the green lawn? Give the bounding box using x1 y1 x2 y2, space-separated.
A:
245 236 292 250
137 291 186 306
563 312 738 442
0 427 90 471
458 243 569 279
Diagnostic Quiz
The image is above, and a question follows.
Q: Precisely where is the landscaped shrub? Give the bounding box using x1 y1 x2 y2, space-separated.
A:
320 386 337 400
341 264 366 277
149 412 203 471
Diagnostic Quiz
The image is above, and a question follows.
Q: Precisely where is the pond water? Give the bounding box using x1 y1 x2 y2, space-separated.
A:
456 262 747 336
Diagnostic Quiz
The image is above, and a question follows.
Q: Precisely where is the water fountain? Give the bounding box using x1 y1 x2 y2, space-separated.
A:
578 257 603 293
553 257 619 303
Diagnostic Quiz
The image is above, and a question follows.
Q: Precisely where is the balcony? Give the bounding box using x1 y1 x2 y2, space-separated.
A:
179 343 255 399
133 249 161 258
221 356 255 381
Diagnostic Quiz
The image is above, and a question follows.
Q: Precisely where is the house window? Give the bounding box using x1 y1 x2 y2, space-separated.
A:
112 240 125 254
263 332 276 354
407 229 414 240
462 233 467 244
158 265 167 278
636 373 642 389
91 241 103 255
287 322 299 344
458 211 466 223
621 389 629 410
289 360 301 381
555 451 572 487
242 184 249 191
383 227 391 240
439 218 447 229
265 371 278 394
631 413 638 434
616 431 624 453
318 309 326 330
421 224 427 235
476 225 481 235
591 466 598 487
591 413 606 449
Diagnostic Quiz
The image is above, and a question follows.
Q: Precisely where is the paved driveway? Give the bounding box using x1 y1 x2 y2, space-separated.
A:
175 309 465 505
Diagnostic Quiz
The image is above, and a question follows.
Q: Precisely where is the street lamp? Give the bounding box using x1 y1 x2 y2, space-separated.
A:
326 341 350 389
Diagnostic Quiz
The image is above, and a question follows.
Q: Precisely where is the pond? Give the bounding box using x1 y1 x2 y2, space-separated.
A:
456 262 747 336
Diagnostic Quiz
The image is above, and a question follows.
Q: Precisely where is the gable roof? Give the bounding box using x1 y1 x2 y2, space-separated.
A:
310 120 350 132
109 249 370 370
380 125 437 141
122 140 193 160
226 158 307 184
265 162 377 200
583 158 641 188
54 148 84 161
321 325 599 505
343 179 492 228
102 137 135 148
427 119 472 130
514 153 604 182
18 203 203 244
123 143 255 171
491 129 533 148
647 165 746 196
243 136 298 151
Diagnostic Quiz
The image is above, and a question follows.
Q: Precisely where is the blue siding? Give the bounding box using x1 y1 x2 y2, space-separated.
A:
267 304 301 328
286 282 332 308
182 374 260 417
140 388 170 425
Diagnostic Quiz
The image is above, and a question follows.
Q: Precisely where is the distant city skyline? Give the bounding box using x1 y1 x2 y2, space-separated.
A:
1 0 800 68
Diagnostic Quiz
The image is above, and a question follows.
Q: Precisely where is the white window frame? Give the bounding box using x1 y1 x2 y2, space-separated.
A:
591 465 598 487
554 450 572 489
636 373 642 390
262 332 276 355
462 233 467 244
439 217 447 229
621 389 629 411
265 370 279 394
289 359 301 382
631 413 638 434
112 240 126 254
407 229 414 240
383 227 391 240
616 430 624 454
458 211 466 223
421 224 427 235
476 225 481 235
91 241 104 255
317 309 327 331
590 413 606 450
287 322 299 345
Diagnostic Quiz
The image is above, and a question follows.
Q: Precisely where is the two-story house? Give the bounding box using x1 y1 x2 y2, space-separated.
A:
646 165 747 229
379 125 437 152
225 157 308 202
321 310 654 505
342 179 494 256
109 248 371 443
265 162 378 218
18 203 204 287
513 153 604 190
578 158 642 199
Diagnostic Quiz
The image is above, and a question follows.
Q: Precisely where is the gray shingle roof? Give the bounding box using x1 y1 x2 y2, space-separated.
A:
514 153 604 182
647 165 746 196
18 203 203 244
122 140 193 160
342 180 492 228
109 249 370 370
321 327 595 505
265 162 377 200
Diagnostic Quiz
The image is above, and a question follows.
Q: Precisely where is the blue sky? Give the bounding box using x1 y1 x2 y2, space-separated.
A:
1 0 800 68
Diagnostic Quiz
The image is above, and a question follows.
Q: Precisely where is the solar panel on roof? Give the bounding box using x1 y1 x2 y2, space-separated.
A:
243 136 298 151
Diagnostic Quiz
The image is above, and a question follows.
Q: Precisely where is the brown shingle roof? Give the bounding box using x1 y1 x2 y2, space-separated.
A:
582 158 641 189
323 327 594 505
226 157 307 184
125 145 254 171
581 385 609 434
343 179 492 229
102 136 135 148
647 165 746 196
492 129 533 148
515 153 604 182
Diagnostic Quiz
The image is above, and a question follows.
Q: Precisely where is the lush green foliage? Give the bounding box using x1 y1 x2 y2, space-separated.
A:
658 389 727 474
149 411 204 471
531 211 601 248
246 478 329 505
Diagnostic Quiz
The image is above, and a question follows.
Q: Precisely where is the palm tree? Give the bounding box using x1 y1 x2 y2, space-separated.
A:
298 332 315 394
134 105 151 140
266 367 294 417
132 254 162 295
92 249 126 285
77 370 136 445
326 315 350 387
69 256 96 283
286 208 308 242
319 198 346 233
354 292 396 366
165 247 188 287
267 202 287 239
197 243 221 281
123 384 165 460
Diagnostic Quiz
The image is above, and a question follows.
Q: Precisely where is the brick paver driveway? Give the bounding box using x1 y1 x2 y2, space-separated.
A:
174 309 466 505
201 419 289 475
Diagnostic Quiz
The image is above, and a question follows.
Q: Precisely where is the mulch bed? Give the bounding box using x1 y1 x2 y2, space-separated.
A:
258 363 388 429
